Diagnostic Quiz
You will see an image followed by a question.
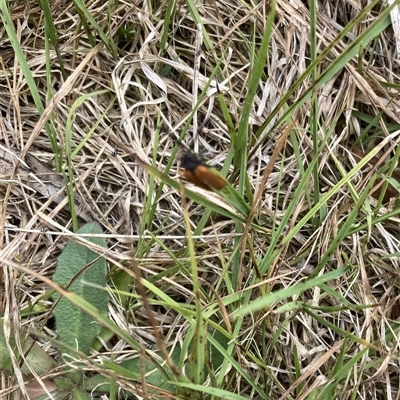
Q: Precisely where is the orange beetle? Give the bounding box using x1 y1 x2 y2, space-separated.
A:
180 152 227 191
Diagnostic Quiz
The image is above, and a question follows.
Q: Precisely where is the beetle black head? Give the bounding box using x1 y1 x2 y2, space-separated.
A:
180 152 204 172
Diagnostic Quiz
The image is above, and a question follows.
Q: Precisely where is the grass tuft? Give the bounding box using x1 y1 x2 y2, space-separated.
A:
1 0 400 398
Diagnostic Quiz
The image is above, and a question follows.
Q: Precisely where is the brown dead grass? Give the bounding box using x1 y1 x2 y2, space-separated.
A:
1 0 400 398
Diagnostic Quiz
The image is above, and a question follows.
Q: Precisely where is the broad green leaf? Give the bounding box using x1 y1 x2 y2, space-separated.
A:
0 322 58 375
53 223 108 359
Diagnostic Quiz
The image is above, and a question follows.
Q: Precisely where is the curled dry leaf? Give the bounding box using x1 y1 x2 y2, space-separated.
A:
0 148 92 221
294 259 315 276
352 148 399 203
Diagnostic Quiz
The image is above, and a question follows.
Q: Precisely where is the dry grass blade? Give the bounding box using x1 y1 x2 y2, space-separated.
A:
1 0 400 399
